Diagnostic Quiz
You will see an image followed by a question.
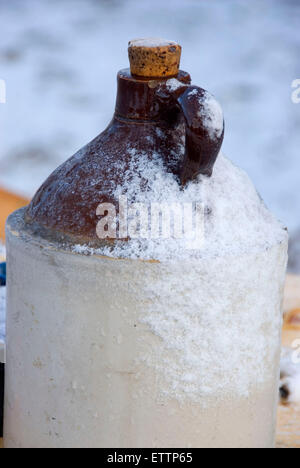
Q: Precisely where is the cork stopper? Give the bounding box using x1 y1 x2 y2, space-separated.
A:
128 38 182 78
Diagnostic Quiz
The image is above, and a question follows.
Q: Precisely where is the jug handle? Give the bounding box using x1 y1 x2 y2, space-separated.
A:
176 86 224 185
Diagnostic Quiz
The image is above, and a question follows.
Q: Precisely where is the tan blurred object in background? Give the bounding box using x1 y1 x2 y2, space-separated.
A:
278 278 300 449
0 188 29 241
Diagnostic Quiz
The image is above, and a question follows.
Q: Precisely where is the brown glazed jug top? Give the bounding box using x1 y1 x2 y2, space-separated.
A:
25 39 224 246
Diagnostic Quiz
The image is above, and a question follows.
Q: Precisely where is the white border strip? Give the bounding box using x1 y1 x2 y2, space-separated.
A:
0 340 5 364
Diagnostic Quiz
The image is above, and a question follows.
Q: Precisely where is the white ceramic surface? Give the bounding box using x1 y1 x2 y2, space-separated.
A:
4 210 288 448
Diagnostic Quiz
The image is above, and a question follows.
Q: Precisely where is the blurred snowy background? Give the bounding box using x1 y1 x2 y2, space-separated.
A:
0 0 299 269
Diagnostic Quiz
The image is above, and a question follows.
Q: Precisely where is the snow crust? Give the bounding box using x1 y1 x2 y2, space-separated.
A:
198 91 224 139
129 38 178 48
72 154 287 261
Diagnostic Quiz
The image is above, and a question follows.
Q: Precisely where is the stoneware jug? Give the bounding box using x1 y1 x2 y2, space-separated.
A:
5 38 288 448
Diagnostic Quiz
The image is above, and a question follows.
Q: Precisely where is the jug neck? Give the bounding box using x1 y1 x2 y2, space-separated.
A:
114 69 191 122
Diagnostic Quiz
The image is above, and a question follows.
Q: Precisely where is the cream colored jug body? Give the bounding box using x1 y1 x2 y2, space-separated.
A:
4 210 287 448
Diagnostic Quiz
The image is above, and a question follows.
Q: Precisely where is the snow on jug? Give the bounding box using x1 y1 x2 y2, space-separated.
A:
5 38 287 448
